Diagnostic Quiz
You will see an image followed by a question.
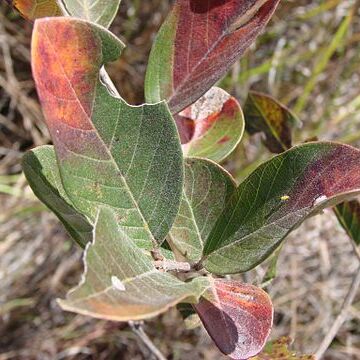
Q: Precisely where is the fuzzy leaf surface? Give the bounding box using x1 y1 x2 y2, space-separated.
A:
244 91 301 153
32 18 183 250
178 87 244 162
7 0 60 19
202 142 360 274
59 207 210 321
62 0 121 28
335 200 360 245
22 145 92 247
194 279 273 360
145 0 280 114
169 157 236 263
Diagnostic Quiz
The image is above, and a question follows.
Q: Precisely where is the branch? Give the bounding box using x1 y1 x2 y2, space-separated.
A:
154 259 191 272
128 321 167 360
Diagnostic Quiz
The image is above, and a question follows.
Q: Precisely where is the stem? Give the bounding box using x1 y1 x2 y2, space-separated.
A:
129 321 167 360
99 67 121 98
154 259 191 272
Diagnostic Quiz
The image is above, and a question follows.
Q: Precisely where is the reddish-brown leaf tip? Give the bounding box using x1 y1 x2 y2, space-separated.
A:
146 0 281 114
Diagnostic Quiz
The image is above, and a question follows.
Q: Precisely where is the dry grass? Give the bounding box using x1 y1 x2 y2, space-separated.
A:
1 0 360 359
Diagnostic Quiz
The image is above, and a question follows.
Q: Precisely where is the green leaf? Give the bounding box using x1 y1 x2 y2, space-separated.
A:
32 18 183 250
178 87 245 162
244 91 301 153
194 278 273 359
145 0 281 114
250 337 315 360
261 245 283 287
202 142 360 274
6 0 61 20
58 207 210 321
334 200 360 245
22 145 92 247
61 0 121 28
169 157 236 263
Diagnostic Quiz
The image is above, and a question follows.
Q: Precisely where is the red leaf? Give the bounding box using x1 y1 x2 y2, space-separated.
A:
146 0 281 114
177 87 244 162
194 279 273 359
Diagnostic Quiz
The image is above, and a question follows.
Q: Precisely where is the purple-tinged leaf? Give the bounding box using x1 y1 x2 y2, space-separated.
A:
145 0 281 114
194 278 273 360
178 87 244 162
202 142 360 274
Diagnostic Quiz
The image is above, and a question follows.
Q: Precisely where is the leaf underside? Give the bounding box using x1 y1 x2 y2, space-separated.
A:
145 0 281 114
58 207 210 321
22 145 92 247
31 17 184 251
62 0 121 28
194 278 273 360
179 87 245 162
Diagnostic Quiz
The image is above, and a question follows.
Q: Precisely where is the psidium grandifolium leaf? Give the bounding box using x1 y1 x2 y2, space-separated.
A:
334 200 360 245
194 278 273 360
145 0 281 114
22 145 92 248
169 157 236 263
58 207 210 321
32 17 184 251
61 0 121 28
178 87 245 163
202 142 360 274
7 0 61 20
244 91 301 153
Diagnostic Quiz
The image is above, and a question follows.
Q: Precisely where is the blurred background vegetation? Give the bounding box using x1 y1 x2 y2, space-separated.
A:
0 0 359 359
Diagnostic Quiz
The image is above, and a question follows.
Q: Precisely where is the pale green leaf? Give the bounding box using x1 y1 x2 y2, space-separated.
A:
169 157 236 263
60 0 121 28
58 207 210 321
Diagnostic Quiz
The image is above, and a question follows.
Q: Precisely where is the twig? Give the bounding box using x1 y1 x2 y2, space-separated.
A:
315 265 360 359
128 321 167 360
154 259 191 272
